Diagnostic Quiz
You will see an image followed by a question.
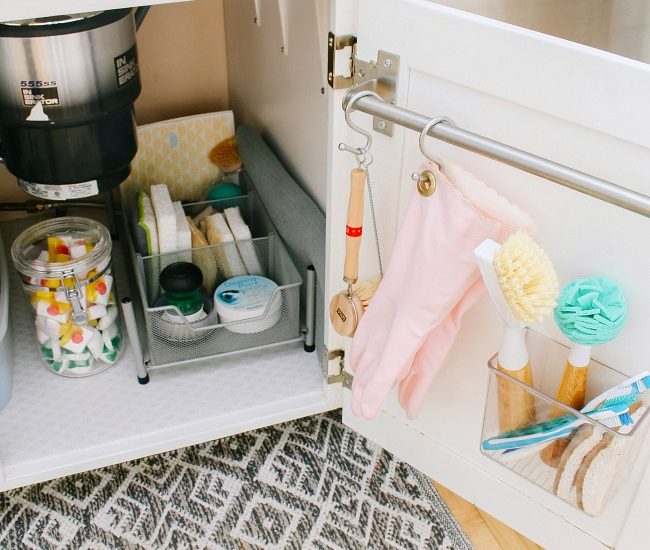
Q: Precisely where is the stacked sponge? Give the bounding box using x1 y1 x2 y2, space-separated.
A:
134 184 262 299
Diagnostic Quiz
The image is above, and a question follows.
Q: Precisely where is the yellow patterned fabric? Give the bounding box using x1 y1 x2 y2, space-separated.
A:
121 111 235 207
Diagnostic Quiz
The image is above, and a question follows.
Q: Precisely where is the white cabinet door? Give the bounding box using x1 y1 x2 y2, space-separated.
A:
328 1 650 548
0 1 192 22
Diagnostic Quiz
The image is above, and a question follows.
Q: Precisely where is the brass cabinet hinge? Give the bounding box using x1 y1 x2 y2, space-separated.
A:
323 348 353 388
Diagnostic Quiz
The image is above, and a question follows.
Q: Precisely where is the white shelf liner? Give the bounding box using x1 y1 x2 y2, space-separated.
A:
0 215 324 489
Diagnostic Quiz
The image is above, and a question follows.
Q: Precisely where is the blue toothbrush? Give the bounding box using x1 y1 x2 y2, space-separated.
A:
482 372 650 458
483 394 637 452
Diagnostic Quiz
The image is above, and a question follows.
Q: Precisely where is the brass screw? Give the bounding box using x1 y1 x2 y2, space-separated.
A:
416 170 436 197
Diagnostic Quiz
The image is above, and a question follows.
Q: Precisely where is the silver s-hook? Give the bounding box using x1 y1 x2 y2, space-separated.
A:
338 89 384 169
418 116 455 170
411 116 456 197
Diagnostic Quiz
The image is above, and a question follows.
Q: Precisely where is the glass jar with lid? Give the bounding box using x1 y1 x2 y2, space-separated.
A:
11 217 123 377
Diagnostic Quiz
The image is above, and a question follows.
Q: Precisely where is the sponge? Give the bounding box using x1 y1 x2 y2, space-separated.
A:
137 190 159 255
224 206 264 275
202 212 247 279
192 205 214 227
172 201 192 260
133 190 162 302
187 216 217 292
554 277 626 345
150 184 176 254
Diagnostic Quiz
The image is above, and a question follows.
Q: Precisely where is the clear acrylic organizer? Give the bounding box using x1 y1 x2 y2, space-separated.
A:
481 330 650 516
125 191 302 369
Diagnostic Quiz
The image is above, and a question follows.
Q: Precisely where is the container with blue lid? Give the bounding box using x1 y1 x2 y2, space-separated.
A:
215 275 282 334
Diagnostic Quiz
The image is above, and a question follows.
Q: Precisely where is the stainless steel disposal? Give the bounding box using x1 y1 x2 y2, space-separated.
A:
0 10 141 199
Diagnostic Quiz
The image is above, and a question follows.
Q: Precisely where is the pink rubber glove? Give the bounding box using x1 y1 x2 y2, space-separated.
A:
350 167 501 418
350 163 532 420
397 166 532 419
397 277 486 419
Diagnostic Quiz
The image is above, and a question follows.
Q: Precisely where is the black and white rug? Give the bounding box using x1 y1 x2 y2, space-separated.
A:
0 411 473 549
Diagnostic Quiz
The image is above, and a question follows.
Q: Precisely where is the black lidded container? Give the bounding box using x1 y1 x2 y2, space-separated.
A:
0 10 141 198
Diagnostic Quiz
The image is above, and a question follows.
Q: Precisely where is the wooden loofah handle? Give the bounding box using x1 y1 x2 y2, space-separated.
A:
540 361 590 467
496 361 536 432
343 168 366 284
540 437 571 468
555 362 589 412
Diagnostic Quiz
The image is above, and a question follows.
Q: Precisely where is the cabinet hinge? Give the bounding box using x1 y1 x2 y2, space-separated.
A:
323 347 353 389
328 32 356 89
328 33 399 137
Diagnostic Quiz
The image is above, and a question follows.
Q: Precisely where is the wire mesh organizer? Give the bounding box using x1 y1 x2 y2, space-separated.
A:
480 330 650 516
123 192 303 372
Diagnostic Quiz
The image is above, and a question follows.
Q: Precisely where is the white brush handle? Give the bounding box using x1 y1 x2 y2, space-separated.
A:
474 240 528 371
568 343 592 368
475 239 535 432
499 327 529 372
474 239 518 327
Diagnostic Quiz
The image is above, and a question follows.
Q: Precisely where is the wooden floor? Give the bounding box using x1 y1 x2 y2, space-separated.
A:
434 482 544 550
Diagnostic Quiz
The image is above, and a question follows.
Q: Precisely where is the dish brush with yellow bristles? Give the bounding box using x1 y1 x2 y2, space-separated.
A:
476 232 559 432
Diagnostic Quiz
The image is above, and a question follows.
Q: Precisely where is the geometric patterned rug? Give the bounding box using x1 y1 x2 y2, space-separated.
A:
0 411 473 549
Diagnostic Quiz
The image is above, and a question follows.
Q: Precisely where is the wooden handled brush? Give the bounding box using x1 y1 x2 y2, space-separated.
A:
330 168 366 337
343 168 366 284
475 233 559 433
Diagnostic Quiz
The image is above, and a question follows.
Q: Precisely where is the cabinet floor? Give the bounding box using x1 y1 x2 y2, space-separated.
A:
0 214 328 491
434 482 544 550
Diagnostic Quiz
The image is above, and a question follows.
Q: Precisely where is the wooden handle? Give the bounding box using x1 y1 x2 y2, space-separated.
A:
540 437 571 468
554 361 589 412
343 168 366 283
496 361 536 432
539 362 590 467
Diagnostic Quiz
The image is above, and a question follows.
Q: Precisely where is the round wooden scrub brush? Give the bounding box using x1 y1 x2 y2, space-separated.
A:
208 136 242 175
330 168 367 337
476 232 559 433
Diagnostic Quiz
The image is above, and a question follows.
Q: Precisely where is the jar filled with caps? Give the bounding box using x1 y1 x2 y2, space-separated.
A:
11 217 123 376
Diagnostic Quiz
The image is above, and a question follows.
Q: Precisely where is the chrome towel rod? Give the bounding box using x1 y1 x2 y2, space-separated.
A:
344 92 650 218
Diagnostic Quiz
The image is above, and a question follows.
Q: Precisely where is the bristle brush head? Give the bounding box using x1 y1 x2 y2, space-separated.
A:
554 277 626 345
208 137 242 174
351 275 382 309
493 232 559 324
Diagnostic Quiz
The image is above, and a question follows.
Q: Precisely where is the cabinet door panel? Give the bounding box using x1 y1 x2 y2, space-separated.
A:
329 1 650 548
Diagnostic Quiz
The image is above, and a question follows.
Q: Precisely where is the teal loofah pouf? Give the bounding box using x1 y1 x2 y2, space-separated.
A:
554 277 626 345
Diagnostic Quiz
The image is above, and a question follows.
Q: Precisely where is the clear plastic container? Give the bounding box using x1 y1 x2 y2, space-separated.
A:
11 217 123 377
481 330 650 516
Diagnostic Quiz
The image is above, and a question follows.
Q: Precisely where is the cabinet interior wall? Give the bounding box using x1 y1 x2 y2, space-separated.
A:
0 0 229 206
